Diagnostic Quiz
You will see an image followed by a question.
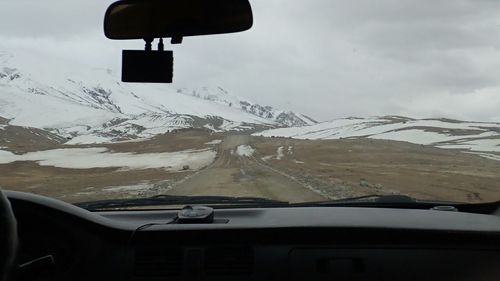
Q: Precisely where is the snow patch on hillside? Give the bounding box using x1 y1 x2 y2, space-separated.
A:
368 129 494 145
255 116 500 159
438 139 500 152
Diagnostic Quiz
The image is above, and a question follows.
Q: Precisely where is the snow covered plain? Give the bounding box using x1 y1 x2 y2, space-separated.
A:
255 116 500 159
0 147 216 171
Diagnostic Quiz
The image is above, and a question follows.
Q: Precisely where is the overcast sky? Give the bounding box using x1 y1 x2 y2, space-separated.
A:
1 0 500 122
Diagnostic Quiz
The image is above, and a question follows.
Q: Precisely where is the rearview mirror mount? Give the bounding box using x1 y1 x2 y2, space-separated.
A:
104 0 253 83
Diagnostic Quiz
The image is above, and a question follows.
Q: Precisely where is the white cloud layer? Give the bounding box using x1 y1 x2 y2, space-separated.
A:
1 0 500 122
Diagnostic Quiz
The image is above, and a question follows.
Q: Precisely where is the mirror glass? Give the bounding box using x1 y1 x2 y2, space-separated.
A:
104 0 253 40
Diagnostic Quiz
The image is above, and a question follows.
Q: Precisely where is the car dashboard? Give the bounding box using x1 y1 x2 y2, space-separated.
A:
6 191 500 281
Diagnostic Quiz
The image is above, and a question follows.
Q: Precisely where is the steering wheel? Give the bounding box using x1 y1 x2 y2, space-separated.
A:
0 189 18 281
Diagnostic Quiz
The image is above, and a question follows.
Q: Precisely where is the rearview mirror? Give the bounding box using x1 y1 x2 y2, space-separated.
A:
104 0 253 42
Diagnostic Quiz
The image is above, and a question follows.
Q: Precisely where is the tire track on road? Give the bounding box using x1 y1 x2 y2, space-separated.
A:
165 135 326 202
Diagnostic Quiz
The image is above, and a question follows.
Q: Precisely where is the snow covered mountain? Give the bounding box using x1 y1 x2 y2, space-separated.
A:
3 49 498 160
0 50 315 144
255 116 500 160
176 87 317 127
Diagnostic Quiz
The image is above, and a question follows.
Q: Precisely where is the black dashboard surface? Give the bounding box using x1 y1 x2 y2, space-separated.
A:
6 191 500 281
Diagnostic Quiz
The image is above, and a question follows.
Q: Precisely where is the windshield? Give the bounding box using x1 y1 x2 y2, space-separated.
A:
1 0 499 207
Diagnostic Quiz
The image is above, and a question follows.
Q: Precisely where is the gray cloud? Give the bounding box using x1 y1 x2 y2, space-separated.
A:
0 0 108 38
1 0 500 121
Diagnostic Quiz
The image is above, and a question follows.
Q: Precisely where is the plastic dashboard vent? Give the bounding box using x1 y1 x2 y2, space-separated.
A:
134 248 183 281
204 247 254 276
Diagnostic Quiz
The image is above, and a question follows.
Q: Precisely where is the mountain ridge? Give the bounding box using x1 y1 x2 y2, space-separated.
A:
0 49 315 144
2 49 499 160
255 116 500 161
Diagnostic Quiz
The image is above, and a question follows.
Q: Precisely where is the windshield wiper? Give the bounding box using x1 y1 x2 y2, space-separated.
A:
313 194 419 204
291 194 500 214
292 194 459 207
75 194 500 214
75 195 288 211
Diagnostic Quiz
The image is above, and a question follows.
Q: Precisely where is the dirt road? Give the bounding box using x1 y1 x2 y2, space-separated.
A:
166 135 326 203
2 129 498 203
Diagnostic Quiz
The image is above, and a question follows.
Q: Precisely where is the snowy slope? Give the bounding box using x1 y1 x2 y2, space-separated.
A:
255 116 500 156
0 49 313 144
177 87 317 127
